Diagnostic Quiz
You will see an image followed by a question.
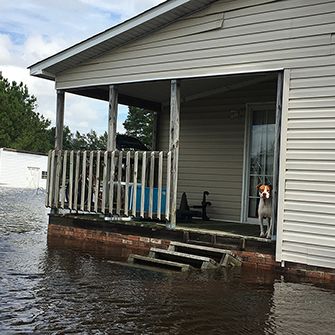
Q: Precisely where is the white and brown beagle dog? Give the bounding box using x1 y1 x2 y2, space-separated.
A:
256 184 272 239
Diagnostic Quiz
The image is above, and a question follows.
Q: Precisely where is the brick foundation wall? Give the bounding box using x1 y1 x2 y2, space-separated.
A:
48 223 170 259
235 251 278 271
48 223 335 282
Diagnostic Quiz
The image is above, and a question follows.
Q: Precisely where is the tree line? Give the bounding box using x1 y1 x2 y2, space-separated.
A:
0 75 153 153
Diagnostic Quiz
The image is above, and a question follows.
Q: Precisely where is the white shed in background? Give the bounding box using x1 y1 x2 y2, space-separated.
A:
0 148 48 189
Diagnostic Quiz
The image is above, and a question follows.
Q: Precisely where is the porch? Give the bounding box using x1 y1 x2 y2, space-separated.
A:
48 71 283 239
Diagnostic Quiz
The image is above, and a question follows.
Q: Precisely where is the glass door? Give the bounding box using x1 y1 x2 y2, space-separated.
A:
245 105 276 222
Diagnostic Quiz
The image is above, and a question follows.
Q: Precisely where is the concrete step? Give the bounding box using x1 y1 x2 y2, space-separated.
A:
128 254 191 272
168 241 242 267
149 247 218 270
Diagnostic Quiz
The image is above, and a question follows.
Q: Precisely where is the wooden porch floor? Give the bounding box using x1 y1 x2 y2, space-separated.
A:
177 220 260 238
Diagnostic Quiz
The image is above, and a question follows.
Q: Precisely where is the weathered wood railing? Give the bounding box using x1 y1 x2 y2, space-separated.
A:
46 150 172 220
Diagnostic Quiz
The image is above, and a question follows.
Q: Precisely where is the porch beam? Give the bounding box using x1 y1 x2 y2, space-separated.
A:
118 94 161 112
68 88 162 112
181 74 275 104
271 71 284 239
169 79 181 228
55 90 65 150
108 85 118 151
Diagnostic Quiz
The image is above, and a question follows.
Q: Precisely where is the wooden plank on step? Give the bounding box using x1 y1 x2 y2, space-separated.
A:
60 150 68 208
140 152 147 218
108 151 116 214
124 151 131 216
101 151 108 214
165 151 172 221
68 151 74 210
132 151 139 217
148 152 155 219
116 150 123 215
87 151 94 212
157 151 163 220
73 151 80 211
80 151 87 211
128 254 190 272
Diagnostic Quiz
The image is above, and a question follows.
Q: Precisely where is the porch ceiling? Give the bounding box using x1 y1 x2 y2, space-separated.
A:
67 72 278 111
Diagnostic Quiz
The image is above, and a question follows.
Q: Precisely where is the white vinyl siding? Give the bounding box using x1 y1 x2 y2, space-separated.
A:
56 0 335 89
276 69 335 269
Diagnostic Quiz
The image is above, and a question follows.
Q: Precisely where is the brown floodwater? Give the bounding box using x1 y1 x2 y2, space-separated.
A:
0 188 334 334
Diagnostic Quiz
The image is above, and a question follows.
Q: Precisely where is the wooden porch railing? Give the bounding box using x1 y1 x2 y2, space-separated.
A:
46 150 172 221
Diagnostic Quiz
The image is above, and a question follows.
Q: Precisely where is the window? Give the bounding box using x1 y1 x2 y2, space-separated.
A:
41 171 47 179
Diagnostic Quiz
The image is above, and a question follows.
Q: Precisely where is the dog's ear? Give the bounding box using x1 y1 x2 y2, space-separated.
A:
256 183 262 190
268 185 273 191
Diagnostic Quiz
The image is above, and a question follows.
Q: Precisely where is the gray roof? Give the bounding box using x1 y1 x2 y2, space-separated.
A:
29 0 216 80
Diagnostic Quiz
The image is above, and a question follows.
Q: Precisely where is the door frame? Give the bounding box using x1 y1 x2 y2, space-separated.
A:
241 72 284 241
241 102 276 224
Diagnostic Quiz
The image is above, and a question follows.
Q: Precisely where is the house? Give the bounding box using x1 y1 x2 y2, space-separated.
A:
29 0 335 272
0 148 48 189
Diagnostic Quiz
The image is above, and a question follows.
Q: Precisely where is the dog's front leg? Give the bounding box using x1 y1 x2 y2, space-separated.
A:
265 217 272 239
259 217 265 237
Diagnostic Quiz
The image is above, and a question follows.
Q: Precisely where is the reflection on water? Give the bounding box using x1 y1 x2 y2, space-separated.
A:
0 188 334 334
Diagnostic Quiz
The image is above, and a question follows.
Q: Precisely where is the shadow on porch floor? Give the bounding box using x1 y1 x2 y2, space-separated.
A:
177 220 260 237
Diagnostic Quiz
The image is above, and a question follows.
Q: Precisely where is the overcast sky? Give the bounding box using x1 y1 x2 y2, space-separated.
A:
0 0 165 134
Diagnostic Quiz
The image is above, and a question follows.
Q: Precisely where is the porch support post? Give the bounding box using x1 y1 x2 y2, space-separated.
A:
169 79 180 229
55 90 65 150
271 71 284 239
108 85 118 151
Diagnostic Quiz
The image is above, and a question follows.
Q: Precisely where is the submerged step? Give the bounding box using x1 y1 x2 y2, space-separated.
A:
168 241 242 267
149 247 218 270
128 254 191 272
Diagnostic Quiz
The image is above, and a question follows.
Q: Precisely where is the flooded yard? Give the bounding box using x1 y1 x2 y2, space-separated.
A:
0 188 334 334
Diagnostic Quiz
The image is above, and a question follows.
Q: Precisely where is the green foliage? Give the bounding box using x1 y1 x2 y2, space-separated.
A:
123 106 154 148
47 127 107 151
0 75 52 152
70 130 107 150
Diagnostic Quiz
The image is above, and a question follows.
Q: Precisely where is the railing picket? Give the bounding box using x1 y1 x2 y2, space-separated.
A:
124 151 131 216
149 152 155 219
73 151 80 211
165 151 172 221
68 151 74 210
60 150 68 208
80 151 87 211
48 150 55 207
87 151 94 212
102 151 108 214
140 152 147 218
132 152 139 217
116 151 123 215
157 151 163 220
94 151 101 213
108 151 116 214
46 151 52 207
54 151 62 208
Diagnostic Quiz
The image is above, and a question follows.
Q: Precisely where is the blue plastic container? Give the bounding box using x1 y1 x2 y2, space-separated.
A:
129 184 166 215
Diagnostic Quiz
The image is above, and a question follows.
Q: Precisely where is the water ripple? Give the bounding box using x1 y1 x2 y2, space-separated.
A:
0 188 335 334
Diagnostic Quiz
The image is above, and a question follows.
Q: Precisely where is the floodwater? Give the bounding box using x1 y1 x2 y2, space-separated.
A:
0 189 334 335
